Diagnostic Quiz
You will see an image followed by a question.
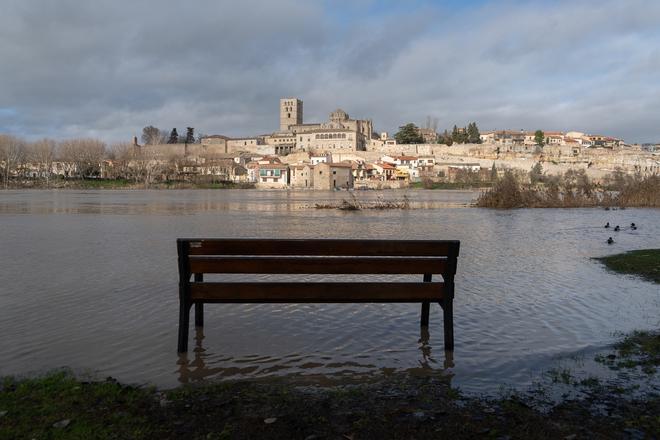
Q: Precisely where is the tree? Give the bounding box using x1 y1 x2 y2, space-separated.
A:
439 129 453 146
529 162 543 184
467 122 481 144
0 134 26 189
59 138 106 179
29 139 56 187
168 128 179 144
490 163 498 182
394 123 424 144
141 126 163 145
451 125 468 144
185 127 195 145
534 130 545 147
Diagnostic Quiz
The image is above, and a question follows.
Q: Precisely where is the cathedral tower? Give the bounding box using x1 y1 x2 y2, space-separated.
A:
280 98 303 132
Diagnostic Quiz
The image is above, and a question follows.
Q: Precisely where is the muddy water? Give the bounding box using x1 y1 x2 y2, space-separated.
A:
0 189 658 393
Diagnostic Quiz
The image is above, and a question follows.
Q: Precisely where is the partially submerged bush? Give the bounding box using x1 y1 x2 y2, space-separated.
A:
477 169 658 208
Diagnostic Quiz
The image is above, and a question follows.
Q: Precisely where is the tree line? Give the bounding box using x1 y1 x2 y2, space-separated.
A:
0 133 203 189
141 126 198 145
394 122 482 145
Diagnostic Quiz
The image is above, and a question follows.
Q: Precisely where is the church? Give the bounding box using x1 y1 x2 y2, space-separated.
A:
201 98 376 155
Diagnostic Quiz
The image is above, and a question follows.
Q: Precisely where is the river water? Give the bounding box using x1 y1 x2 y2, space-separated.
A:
0 189 658 393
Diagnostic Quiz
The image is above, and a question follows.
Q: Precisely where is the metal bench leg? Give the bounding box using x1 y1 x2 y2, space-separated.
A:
440 298 454 351
178 299 191 352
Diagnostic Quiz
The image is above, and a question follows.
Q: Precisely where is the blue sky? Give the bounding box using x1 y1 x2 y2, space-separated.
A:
1 0 659 143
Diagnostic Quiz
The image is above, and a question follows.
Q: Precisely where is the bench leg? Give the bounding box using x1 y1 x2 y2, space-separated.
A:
193 273 204 328
440 298 454 351
420 301 430 327
195 302 204 327
178 299 192 353
421 274 431 327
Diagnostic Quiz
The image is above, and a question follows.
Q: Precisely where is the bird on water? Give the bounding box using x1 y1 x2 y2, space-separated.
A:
614 225 620 232
605 222 610 228
607 237 614 244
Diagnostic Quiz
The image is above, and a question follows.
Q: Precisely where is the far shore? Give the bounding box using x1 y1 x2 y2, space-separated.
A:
1 178 490 191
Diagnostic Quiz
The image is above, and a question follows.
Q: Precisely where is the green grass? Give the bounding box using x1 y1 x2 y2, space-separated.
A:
595 331 660 374
2 364 659 439
595 249 660 284
0 371 160 439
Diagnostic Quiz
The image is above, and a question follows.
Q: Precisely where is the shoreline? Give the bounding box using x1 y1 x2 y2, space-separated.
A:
2 251 658 439
2 329 658 439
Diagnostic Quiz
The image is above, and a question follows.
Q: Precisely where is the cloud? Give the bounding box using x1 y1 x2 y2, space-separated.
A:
0 0 659 143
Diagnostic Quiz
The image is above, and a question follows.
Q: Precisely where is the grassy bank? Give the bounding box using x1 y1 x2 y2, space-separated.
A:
3 345 659 439
595 249 660 284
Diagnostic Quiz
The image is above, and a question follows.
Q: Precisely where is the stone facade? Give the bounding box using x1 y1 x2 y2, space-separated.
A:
280 98 303 132
203 97 375 155
289 164 315 188
313 162 353 190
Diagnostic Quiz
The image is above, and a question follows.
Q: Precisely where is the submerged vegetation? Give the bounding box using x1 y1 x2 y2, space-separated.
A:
595 330 660 375
315 193 411 210
595 249 660 284
477 167 660 208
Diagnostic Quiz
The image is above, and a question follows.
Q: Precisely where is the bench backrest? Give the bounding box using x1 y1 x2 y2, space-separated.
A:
177 238 459 303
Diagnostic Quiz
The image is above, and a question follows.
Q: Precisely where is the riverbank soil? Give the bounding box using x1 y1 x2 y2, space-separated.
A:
1 363 658 439
596 249 660 284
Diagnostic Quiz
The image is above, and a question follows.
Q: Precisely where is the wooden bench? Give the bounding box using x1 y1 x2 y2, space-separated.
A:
177 238 460 353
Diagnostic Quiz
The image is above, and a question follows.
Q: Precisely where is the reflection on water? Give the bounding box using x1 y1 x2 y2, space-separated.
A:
0 189 659 394
0 189 474 215
177 327 455 385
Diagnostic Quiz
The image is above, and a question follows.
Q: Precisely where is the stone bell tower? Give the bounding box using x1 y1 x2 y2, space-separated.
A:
280 98 303 132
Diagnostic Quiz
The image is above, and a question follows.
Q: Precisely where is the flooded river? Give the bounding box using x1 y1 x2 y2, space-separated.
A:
0 189 658 393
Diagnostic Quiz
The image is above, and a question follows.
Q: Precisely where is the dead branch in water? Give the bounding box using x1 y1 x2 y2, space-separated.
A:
315 194 411 210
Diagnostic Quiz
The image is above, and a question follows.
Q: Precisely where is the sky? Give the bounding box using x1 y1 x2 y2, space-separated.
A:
1 0 659 143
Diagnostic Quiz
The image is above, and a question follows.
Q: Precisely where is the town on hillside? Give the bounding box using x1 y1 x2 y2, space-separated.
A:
1 97 658 189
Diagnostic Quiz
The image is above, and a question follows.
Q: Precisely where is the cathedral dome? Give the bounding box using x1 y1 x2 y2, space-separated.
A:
329 109 349 122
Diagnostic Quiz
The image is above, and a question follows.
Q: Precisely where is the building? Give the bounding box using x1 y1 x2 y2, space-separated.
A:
203 98 376 155
313 162 353 190
256 163 288 188
418 128 438 144
280 98 303 132
289 163 315 188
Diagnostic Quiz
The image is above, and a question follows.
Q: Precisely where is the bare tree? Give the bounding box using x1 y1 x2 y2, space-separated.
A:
29 139 56 187
0 134 26 189
59 138 106 179
109 142 139 181
134 145 164 187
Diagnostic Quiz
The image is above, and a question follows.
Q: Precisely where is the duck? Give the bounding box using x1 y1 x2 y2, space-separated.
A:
614 225 620 232
631 223 637 230
607 237 614 244
604 222 610 228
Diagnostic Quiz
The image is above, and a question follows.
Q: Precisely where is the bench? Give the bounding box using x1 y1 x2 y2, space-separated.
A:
177 238 460 353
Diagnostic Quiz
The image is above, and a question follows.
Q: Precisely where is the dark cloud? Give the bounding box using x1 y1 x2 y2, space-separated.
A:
0 0 659 143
